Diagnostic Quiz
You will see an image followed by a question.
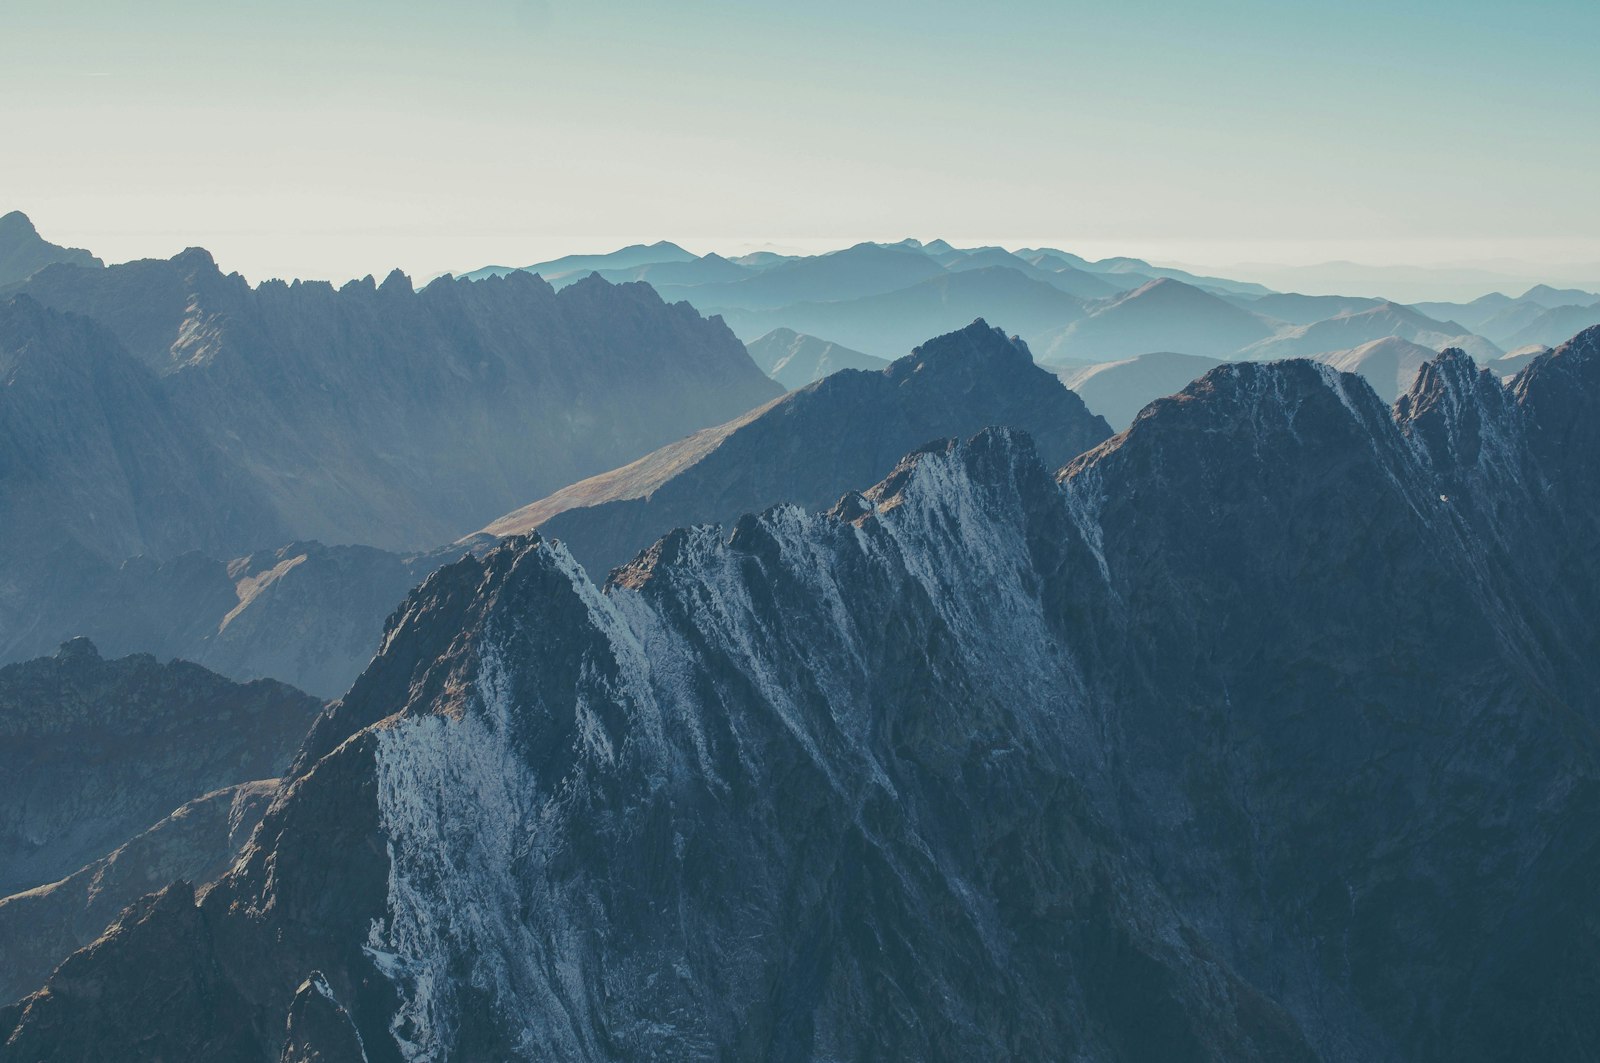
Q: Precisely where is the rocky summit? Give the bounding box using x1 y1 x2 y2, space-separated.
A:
6 327 1599 1061
0 212 102 287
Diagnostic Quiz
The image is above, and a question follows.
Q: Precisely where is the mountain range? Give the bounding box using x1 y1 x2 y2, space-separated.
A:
7 327 1598 1060
460 235 1590 372
483 321 1111 576
7 211 1600 1061
3 251 780 554
0 232 781 692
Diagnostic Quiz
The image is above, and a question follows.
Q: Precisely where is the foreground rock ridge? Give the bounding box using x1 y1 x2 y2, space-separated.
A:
6 328 1600 1061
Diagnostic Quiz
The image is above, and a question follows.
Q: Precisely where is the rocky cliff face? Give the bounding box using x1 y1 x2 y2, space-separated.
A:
486 320 1112 577
6 329 1600 1062
0 639 321 896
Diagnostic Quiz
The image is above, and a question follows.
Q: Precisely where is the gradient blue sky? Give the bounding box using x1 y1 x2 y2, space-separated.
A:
3 0 1596 285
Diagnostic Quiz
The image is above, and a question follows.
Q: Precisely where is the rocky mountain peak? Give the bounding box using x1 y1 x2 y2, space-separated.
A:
1396 346 1521 487
888 318 1032 378
170 245 219 275
54 635 101 662
0 209 39 237
0 210 103 286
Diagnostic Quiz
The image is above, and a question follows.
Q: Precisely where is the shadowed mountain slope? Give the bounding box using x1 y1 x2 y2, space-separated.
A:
0 639 320 897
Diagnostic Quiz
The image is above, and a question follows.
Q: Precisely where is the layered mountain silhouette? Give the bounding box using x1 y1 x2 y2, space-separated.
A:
1501 302 1600 350
12 328 1599 1060
460 237 1533 371
1518 283 1600 309
1227 291 1385 324
483 320 1112 575
744 327 888 389
1315 335 1443 402
462 240 698 282
713 267 1089 357
1238 301 1501 362
1034 277 1275 361
0 212 101 287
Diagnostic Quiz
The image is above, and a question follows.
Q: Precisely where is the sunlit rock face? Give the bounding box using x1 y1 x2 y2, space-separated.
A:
7 329 1600 1063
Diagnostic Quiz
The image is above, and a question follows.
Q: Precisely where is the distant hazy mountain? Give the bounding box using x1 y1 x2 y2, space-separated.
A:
461 240 697 281
4 254 780 556
1052 351 1226 429
1314 336 1441 403
549 252 754 290
1503 303 1600 351
745 328 889 389
1217 259 1600 304
465 239 1289 364
1490 345 1550 377
1472 299 1563 346
0 638 320 898
1230 291 1385 324
712 267 1088 357
658 241 950 311
483 320 1111 575
1051 336 1466 423
1519 283 1600 309
1035 278 1275 362
1239 302 1501 362
0 211 101 286
940 246 1122 299
1020 247 1273 296
730 250 795 268
1410 292 1519 332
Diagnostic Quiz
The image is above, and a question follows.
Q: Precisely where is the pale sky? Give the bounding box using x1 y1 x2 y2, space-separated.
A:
3 0 1597 287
